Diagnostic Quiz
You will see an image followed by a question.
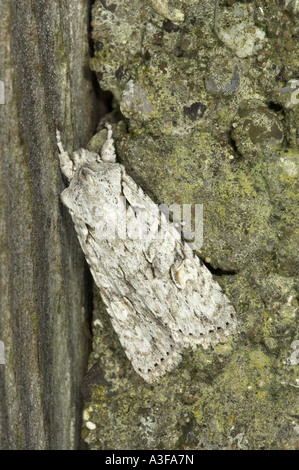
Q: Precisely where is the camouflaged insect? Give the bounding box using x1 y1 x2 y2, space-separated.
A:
57 124 237 383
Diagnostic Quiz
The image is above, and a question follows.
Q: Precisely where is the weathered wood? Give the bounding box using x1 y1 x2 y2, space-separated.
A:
0 0 100 449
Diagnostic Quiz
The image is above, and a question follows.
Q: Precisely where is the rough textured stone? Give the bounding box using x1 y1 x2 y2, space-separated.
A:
231 100 284 158
84 0 299 450
205 56 240 96
215 3 266 58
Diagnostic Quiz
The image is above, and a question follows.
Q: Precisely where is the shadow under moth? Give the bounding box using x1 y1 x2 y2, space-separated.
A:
57 124 237 383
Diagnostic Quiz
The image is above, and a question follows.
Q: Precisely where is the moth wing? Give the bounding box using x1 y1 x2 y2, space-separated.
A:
72 214 182 383
105 295 182 383
66 159 237 383
120 169 237 348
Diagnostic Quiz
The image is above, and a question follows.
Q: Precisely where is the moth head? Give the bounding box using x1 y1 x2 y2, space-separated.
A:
57 123 116 181
61 157 122 228
72 148 100 171
58 124 120 226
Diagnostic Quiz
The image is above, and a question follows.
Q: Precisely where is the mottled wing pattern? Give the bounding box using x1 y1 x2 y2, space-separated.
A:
58 128 237 382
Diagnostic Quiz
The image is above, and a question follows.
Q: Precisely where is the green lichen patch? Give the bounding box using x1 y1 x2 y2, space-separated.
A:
85 0 299 450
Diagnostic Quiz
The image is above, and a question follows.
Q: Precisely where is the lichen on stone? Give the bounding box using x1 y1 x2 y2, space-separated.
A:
214 2 266 58
84 0 299 450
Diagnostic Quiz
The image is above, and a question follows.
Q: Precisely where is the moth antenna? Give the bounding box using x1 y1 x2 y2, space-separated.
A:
101 123 117 163
56 127 75 181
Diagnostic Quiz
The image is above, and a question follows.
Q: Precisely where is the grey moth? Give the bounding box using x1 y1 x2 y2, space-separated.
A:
57 124 237 383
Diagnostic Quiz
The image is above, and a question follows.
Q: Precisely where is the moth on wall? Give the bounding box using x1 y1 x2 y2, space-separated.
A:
57 124 237 383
